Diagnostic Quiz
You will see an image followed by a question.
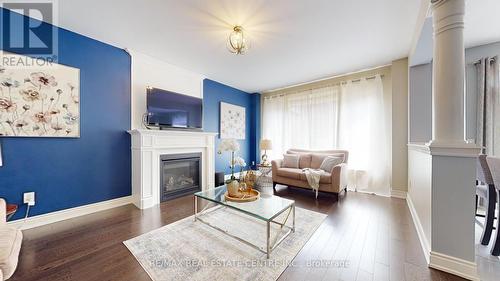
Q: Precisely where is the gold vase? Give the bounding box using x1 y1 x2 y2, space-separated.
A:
227 180 240 197
245 170 257 190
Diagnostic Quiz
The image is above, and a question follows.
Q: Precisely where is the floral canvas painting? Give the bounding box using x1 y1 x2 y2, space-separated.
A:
220 102 245 139
0 56 80 137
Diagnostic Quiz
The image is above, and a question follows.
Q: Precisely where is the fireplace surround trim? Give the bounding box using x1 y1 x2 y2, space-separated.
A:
128 129 217 209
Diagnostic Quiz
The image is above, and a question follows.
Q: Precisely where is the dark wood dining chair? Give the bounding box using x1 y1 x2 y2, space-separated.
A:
476 154 497 245
486 156 500 256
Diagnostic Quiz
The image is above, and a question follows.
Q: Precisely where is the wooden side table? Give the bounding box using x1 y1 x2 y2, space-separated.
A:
6 203 17 221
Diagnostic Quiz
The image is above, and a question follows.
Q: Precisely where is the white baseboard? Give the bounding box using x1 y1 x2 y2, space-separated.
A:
406 192 431 264
347 188 391 197
8 196 133 230
406 194 480 280
135 195 155 210
429 251 479 281
390 189 407 199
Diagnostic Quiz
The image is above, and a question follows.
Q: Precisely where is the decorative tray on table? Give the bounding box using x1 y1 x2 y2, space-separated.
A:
224 189 260 203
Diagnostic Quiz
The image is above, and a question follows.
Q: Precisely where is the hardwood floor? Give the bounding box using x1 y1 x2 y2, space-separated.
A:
475 213 500 281
11 186 466 281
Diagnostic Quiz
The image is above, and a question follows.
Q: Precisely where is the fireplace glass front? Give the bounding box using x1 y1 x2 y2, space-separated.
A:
160 153 201 202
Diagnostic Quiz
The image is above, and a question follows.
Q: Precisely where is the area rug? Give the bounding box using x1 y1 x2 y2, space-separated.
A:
124 206 326 281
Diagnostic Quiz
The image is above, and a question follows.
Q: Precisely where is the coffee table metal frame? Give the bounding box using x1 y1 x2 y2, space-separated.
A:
194 191 295 259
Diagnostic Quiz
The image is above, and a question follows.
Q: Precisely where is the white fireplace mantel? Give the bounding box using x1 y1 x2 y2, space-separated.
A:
128 129 217 209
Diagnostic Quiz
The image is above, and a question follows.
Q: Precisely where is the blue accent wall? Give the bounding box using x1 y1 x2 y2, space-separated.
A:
250 93 261 163
0 8 131 220
203 79 260 175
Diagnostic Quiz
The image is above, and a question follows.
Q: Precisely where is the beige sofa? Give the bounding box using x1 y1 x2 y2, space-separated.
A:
0 199 22 280
272 149 348 195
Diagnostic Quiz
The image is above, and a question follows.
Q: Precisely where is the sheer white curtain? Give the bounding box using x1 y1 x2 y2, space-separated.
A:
262 75 390 194
308 87 339 149
262 94 286 159
338 76 390 194
262 86 338 159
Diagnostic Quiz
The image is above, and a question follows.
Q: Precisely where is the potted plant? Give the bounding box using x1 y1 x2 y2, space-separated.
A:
218 139 245 196
233 156 247 182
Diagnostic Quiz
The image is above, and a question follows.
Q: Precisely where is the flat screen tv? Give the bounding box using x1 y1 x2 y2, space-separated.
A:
146 87 203 130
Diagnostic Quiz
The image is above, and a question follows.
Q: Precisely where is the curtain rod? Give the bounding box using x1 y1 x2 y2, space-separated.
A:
264 74 385 98
265 64 391 93
471 57 497 65
350 74 384 82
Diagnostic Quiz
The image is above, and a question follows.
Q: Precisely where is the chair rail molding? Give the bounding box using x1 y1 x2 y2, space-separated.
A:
408 142 481 157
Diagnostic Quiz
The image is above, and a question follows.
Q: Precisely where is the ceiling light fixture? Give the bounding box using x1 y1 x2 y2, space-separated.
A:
227 26 248 55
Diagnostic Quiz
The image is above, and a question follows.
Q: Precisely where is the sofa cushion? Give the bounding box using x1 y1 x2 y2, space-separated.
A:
286 151 312 169
0 226 23 280
283 154 300 168
276 168 302 180
311 153 345 169
298 154 312 169
320 156 343 172
299 171 332 183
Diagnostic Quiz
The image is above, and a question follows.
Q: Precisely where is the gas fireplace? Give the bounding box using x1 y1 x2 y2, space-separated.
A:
160 153 201 202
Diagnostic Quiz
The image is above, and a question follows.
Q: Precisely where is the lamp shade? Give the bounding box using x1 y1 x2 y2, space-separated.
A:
260 139 272 150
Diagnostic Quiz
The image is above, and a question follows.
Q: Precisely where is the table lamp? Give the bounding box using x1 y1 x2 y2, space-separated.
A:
260 139 272 166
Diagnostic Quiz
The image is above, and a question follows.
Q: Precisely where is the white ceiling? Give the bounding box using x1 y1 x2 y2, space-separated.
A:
56 0 499 93
57 0 420 92
464 0 500 48
410 0 500 67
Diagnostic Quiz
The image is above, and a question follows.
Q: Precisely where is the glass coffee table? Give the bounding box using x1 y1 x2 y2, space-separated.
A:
194 185 295 258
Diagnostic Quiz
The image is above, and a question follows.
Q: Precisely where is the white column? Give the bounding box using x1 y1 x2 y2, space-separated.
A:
422 1 481 280
429 0 466 146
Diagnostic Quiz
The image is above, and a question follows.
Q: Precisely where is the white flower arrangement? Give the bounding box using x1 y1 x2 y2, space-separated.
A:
218 139 245 182
230 156 246 168
218 138 240 153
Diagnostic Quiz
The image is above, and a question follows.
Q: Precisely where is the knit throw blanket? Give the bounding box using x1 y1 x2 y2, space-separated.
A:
302 168 323 198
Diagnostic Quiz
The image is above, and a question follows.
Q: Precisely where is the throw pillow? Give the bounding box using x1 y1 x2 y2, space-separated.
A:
283 154 300 169
319 156 343 172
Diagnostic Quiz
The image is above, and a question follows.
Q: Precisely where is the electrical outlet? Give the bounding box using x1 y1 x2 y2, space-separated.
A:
23 192 35 206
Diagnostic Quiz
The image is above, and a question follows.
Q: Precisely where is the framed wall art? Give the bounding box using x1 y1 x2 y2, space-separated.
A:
0 53 80 137
220 102 245 139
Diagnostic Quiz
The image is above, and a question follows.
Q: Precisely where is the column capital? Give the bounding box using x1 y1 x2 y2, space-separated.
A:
430 0 447 7
431 0 465 35
431 0 462 8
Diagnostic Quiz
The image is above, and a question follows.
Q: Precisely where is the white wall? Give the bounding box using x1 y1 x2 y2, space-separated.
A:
391 58 409 192
431 155 477 262
127 49 205 129
409 41 500 144
409 63 432 142
409 17 433 67
407 146 432 259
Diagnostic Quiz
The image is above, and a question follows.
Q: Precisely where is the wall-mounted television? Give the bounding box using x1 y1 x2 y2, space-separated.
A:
146 87 203 130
